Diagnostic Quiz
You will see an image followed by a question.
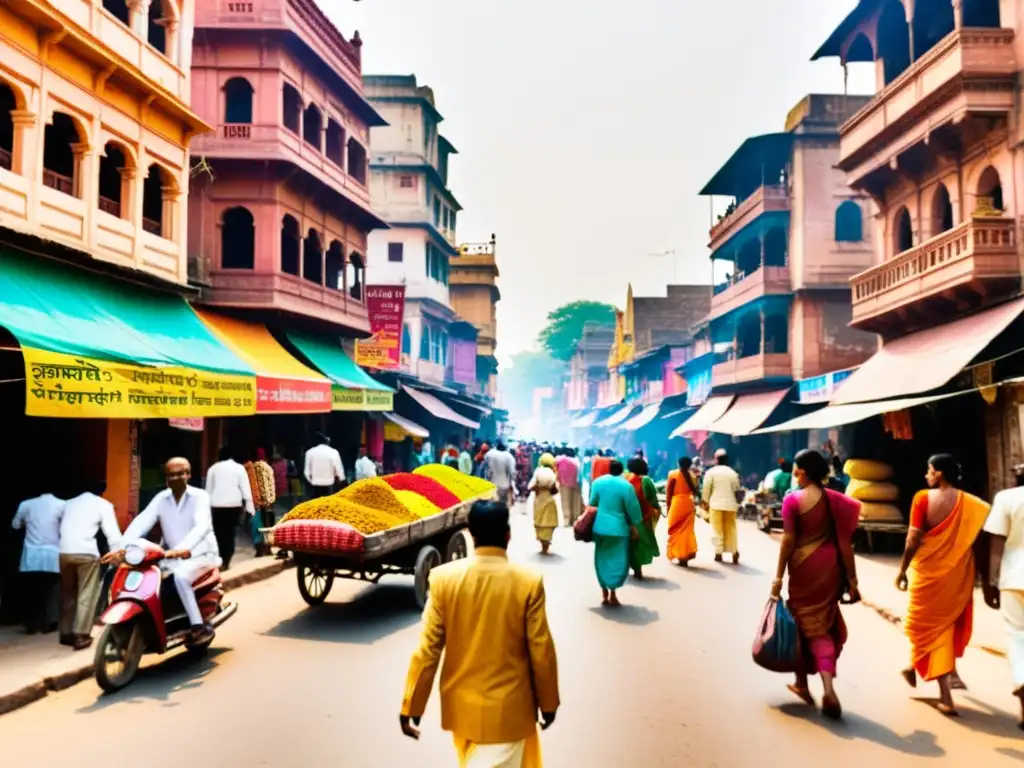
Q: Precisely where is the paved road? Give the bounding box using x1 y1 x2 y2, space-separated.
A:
3 507 1023 766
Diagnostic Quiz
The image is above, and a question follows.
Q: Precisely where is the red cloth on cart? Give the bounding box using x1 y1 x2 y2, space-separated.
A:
273 520 365 553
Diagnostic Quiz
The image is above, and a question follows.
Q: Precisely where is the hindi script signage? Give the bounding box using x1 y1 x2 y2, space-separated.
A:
354 285 406 369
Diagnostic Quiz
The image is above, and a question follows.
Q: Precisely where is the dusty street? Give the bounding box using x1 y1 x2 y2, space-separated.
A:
2 508 1023 767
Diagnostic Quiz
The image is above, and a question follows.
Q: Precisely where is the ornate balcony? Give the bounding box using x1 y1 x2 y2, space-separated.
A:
709 266 790 322
839 28 1017 184
712 352 792 388
850 217 1019 334
708 185 789 252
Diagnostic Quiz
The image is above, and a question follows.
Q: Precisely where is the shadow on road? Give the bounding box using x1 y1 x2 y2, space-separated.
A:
630 576 680 591
995 747 1024 762
912 695 1024 739
264 584 421 645
528 552 567 563
777 701 944 757
681 565 725 579
75 648 231 714
588 604 660 627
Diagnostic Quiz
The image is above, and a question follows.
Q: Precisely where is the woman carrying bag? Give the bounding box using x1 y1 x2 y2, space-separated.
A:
769 449 861 720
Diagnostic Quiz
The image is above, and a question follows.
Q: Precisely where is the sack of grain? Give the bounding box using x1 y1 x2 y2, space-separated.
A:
858 502 904 523
846 478 899 503
844 459 894 482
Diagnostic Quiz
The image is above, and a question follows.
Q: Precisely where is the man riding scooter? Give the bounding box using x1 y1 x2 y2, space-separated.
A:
103 457 220 645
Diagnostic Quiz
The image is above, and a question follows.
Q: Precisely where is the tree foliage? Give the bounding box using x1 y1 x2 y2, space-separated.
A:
538 300 616 362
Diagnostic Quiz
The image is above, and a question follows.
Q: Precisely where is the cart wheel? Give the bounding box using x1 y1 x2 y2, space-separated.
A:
297 564 334 606
445 530 471 562
413 545 442 609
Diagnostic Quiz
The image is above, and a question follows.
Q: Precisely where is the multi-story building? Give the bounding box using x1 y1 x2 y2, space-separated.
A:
692 94 878 436
566 322 615 414
449 236 501 400
811 0 1024 495
364 74 464 389
187 0 385 333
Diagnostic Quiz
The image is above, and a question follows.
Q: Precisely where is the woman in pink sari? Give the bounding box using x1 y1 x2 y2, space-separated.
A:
771 449 861 720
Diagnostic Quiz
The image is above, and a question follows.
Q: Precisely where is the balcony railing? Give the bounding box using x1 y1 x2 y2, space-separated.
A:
709 184 789 251
850 217 1019 330
223 123 252 139
709 265 790 321
142 217 162 236
98 196 121 217
712 351 792 388
839 27 1017 174
0 147 11 172
42 169 74 196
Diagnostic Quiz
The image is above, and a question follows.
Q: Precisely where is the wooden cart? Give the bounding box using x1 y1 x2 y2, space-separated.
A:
265 496 487 609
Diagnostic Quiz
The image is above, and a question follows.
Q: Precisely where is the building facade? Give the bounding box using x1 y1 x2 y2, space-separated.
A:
449 236 501 400
700 94 878 399
187 0 385 333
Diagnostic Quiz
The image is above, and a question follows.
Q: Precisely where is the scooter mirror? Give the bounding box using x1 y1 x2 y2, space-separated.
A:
124 545 146 566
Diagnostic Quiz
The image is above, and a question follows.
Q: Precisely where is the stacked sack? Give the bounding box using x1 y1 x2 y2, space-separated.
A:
843 459 903 523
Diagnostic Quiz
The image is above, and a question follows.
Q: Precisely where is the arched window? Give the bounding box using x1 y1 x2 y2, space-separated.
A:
977 166 1004 213
763 227 787 266
103 0 129 25
221 207 255 269
303 229 323 284
224 78 253 124
347 138 366 184
148 0 166 54
835 201 863 242
420 325 431 360
401 324 411 355
142 164 172 238
43 112 83 197
930 184 953 237
325 240 344 290
894 207 913 253
326 119 344 166
912 0 954 60
302 104 322 150
282 84 302 135
348 252 365 301
280 215 300 275
963 0 1000 27
0 83 18 172
878 2 911 85
98 142 128 219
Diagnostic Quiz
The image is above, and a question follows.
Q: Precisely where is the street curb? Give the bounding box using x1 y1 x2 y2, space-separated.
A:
0 558 294 717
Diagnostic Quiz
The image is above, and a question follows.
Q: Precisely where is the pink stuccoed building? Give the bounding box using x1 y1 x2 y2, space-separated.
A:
186 0 387 334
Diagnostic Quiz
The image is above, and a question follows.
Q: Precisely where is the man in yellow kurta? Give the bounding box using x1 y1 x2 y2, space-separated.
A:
400 500 560 767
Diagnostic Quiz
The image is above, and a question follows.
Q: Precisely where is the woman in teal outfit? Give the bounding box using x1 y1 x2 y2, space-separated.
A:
588 459 644 607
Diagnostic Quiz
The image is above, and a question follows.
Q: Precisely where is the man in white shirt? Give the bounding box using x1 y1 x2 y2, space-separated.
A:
112 457 221 645
354 447 377 481
205 446 254 569
984 473 1024 727
11 489 65 634
484 442 517 506
701 449 742 565
59 481 122 650
305 433 345 497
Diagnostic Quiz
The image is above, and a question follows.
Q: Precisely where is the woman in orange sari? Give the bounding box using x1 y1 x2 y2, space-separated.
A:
896 453 990 716
666 456 699 566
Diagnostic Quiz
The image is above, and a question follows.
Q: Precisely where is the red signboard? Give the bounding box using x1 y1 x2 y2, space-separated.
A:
355 285 407 370
255 376 332 413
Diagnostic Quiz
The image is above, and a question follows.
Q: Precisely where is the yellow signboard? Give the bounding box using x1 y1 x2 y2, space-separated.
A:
24 347 257 418
331 386 394 412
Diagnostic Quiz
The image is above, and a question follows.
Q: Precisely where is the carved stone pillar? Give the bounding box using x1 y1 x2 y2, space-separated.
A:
128 0 152 38
9 110 36 177
119 166 137 221
161 185 180 241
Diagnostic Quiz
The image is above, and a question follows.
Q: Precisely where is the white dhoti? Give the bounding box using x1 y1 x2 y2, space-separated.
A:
1003 589 1024 691
163 553 221 626
453 730 542 768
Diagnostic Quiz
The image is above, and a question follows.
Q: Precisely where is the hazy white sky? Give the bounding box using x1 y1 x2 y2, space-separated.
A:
332 0 874 362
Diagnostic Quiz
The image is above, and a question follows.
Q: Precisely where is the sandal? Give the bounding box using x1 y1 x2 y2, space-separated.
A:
787 684 815 706
901 668 917 688
936 702 959 717
821 694 842 721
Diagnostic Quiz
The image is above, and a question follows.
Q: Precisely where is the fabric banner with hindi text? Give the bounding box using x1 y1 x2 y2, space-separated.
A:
332 386 394 412
24 347 257 418
354 285 406 369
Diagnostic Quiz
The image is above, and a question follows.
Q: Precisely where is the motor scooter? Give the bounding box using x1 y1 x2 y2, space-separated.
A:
94 542 237 693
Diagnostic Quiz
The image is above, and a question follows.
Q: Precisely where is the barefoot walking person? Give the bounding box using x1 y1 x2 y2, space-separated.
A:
588 460 644 607
896 453 989 716
400 500 559 766
666 457 699 566
771 450 861 719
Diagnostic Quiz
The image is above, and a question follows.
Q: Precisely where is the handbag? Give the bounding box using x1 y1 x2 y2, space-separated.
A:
752 597 804 673
573 507 596 543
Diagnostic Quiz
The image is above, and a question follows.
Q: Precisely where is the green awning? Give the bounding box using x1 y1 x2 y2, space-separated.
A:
0 249 251 376
287 332 391 391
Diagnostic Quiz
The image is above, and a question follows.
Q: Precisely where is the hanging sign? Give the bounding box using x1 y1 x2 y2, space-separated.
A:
23 348 257 418
354 285 406 369
797 369 854 404
331 386 394 412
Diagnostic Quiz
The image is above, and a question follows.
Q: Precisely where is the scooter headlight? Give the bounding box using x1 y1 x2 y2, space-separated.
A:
124 544 146 566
